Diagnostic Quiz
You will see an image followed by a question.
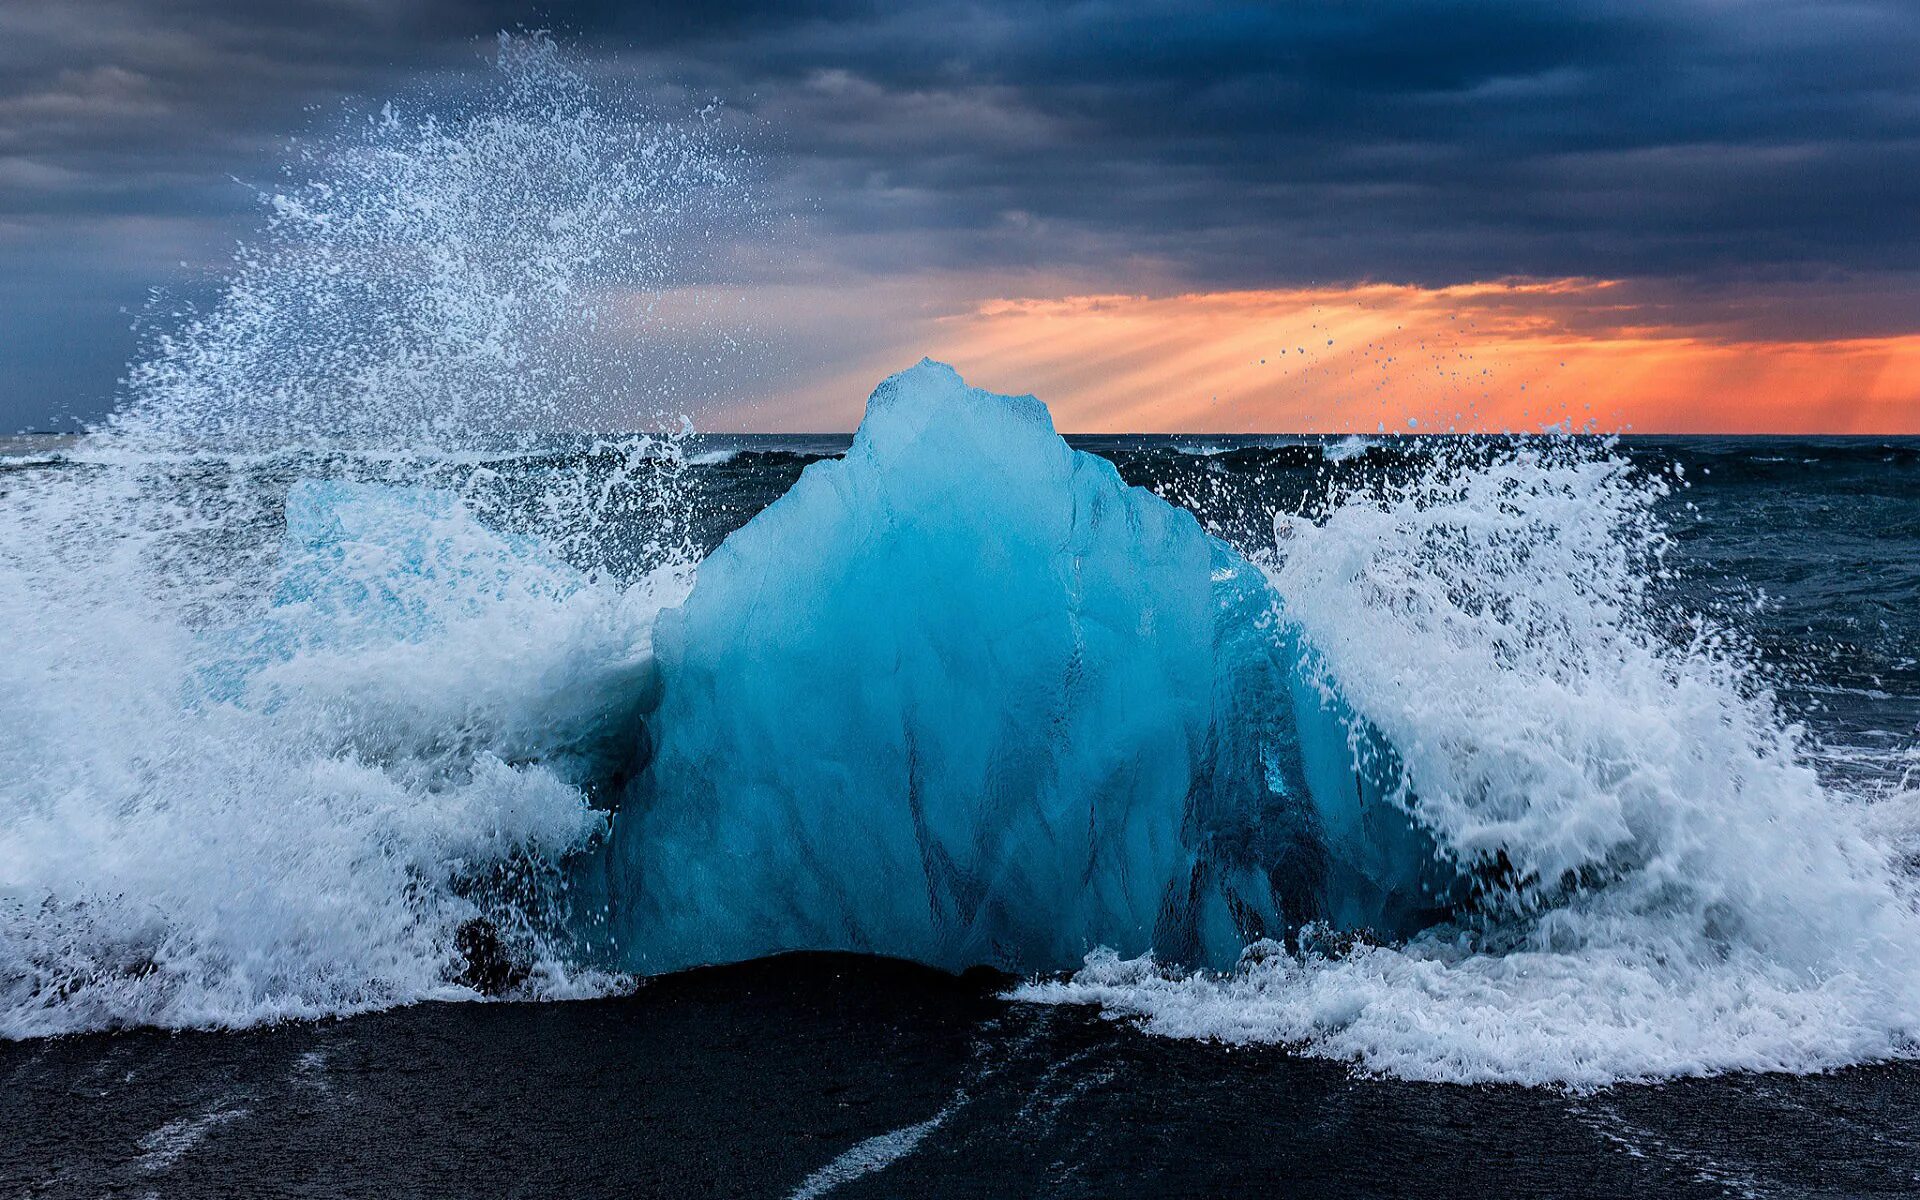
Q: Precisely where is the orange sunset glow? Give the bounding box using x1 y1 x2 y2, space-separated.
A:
886 281 1920 434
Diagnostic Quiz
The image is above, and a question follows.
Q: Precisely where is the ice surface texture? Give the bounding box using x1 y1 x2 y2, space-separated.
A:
591 361 1452 973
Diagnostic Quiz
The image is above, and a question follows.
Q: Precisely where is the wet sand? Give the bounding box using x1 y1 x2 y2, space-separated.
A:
5 953 1918 1199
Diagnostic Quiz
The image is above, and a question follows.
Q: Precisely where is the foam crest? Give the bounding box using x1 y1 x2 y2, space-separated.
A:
1021 442 1920 1084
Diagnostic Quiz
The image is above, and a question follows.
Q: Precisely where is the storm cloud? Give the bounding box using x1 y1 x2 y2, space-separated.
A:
3 0 1917 427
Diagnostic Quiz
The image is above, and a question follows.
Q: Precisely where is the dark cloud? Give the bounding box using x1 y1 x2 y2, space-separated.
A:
2 0 1917 427
581 0 1919 283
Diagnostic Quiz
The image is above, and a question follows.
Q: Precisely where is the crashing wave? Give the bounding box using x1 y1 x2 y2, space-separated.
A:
0 33 718 1037
1022 435 1920 1084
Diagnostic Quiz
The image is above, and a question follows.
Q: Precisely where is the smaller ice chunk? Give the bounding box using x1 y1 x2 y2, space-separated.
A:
213 479 665 792
262 480 587 652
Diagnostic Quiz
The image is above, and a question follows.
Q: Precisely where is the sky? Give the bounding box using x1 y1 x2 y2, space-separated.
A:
3 0 1919 433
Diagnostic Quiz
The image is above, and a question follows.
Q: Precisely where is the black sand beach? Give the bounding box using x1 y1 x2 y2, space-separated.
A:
7 954 1918 1199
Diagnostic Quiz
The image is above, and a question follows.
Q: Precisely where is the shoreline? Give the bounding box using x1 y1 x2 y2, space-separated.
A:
6 951 1916 1198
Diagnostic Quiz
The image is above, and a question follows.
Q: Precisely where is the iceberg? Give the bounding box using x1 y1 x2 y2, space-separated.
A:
589 362 1455 974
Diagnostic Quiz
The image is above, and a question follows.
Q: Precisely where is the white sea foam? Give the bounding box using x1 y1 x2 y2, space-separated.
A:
1020 442 1920 1085
1320 434 1374 462
0 455 688 1037
788 1101 959 1200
